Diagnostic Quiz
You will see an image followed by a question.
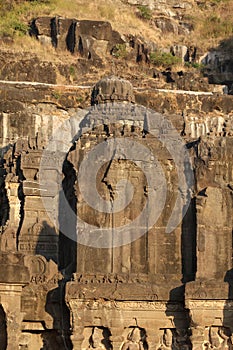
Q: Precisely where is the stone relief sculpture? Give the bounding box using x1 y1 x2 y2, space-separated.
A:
121 328 147 350
204 327 232 349
0 226 17 252
87 327 111 349
158 328 191 349
1 71 233 350
158 329 173 349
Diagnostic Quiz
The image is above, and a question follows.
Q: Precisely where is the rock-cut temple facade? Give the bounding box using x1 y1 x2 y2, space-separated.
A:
0 76 233 349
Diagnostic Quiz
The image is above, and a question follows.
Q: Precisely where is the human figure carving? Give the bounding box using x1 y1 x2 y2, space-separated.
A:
158 329 173 349
0 227 17 252
218 328 231 349
205 327 229 349
121 328 144 350
87 327 106 349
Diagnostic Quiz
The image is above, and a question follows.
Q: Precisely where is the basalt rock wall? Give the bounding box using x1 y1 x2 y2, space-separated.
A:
0 77 233 349
30 17 124 59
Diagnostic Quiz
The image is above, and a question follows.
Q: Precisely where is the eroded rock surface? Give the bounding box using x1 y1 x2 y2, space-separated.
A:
0 76 233 349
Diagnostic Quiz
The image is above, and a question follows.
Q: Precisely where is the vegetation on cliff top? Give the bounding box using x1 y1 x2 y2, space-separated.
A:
0 0 52 37
0 0 159 42
0 0 233 52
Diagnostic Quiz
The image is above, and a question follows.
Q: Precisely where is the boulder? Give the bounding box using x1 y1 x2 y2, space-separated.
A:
77 20 113 41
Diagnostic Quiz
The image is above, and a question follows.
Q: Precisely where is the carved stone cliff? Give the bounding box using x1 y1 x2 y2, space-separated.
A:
0 76 233 349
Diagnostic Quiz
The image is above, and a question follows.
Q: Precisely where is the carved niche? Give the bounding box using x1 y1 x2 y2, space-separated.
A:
121 327 148 350
84 327 112 350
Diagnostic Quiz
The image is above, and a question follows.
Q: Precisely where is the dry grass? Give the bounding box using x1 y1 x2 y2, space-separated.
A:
0 0 161 53
48 0 160 41
186 0 233 50
0 36 58 61
0 35 81 64
1 0 233 55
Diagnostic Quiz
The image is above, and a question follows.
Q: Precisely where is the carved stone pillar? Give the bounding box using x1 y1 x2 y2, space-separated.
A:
0 253 29 350
146 328 161 350
18 150 59 262
0 284 25 350
109 327 124 350
65 295 85 350
70 325 84 349
190 326 205 350
196 188 232 280
4 180 20 229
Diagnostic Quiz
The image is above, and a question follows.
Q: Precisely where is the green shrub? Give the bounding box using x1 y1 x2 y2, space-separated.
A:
150 51 181 67
12 20 29 36
112 43 128 59
137 5 152 20
0 13 29 37
76 96 83 103
0 0 54 38
69 65 76 76
52 91 61 99
184 62 205 70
